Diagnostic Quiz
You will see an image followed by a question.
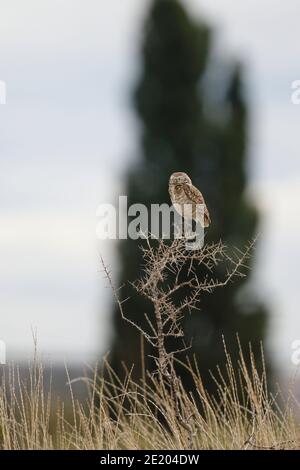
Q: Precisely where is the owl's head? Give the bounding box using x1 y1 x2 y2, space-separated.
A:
169 172 191 186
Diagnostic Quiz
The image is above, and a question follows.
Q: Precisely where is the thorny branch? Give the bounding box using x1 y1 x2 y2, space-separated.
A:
101 236 255 448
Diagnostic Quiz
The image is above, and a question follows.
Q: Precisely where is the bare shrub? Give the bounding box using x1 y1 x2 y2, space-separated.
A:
101 236 257 446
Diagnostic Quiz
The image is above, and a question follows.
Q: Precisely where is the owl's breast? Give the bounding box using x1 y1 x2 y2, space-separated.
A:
169 184 186 203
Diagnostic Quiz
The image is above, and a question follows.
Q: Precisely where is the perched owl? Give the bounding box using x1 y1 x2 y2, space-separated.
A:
169 172 211 228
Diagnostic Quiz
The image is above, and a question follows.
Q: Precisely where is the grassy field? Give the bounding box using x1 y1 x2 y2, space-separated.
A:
0 345 299 450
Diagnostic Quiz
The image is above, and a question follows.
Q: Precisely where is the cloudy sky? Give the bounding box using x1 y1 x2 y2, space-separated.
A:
0 0 299 368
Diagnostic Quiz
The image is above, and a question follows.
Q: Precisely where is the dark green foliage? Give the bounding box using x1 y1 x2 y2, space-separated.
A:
108 0 269 391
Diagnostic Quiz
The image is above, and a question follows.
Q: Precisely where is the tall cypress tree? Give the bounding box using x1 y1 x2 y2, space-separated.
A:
109 0 268 389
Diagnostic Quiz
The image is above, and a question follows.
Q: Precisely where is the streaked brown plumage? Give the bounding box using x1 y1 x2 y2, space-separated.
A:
169 172 211 228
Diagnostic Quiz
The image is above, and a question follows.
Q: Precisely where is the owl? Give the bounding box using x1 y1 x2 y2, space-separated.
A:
169 172 211 228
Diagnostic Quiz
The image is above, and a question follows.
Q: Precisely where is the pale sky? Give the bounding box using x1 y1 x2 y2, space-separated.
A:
0 0 299 368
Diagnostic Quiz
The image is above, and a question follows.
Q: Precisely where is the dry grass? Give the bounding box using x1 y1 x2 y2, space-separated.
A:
0 346 299 450
0 237 299 450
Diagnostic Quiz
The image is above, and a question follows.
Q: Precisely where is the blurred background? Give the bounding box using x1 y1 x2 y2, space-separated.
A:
0 0 299 386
